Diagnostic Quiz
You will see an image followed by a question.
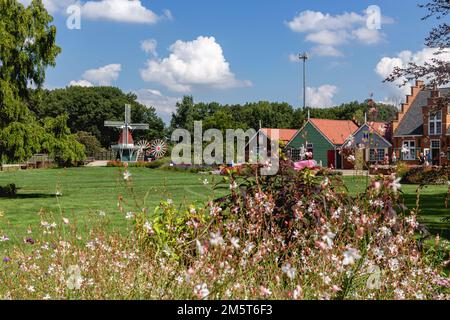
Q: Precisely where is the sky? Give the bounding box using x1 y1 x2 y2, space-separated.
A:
18 0 449 122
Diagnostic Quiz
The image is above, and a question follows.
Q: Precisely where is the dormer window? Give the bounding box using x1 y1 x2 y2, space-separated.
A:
429 110 442 135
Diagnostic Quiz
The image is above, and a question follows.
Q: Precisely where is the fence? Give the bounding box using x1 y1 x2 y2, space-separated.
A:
92 150 116 161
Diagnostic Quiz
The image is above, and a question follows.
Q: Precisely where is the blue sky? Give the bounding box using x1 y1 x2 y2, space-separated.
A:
21 0 443 122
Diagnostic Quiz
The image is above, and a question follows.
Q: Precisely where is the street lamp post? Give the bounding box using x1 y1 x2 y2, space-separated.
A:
299 52 308 110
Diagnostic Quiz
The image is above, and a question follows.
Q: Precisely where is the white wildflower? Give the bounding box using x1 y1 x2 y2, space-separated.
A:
123 170 132 181
281 263 297 280
194 283 210 299
209 232 224 247
343 247 361 266
125 212 134 220
230 237 240 249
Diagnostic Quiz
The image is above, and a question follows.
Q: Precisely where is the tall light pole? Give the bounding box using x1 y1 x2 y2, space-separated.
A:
299 52 308 109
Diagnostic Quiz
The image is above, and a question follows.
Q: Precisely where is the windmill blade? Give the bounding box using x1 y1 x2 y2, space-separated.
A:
130 124 150 130
122 127 127 145
104 121 124 127
125 104 131 124
136 140 151 150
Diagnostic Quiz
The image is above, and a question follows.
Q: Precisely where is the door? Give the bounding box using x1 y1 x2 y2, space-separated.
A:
431 140 440 165
327 150 335 168
335 150 342 169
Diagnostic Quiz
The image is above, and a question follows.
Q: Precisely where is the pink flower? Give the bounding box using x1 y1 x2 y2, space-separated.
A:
260 286 272 297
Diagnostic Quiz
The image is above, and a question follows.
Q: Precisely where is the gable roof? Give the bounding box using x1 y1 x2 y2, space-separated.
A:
260 128 298 143
343 122 392 148
395 87 450 136
309 118 358 145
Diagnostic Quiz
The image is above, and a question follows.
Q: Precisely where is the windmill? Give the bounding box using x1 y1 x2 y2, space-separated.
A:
136 140 151 161
104 104 149 162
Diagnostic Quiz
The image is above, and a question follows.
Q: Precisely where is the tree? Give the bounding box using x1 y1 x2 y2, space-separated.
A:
385 0 449 104
41 115 85 166
75 131 105 157
32 86 166 147
0 0 62 163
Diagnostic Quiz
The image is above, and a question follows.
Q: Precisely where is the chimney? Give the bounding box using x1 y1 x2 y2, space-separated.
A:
430 84 440 98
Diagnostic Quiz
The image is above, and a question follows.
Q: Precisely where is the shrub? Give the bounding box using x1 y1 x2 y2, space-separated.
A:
401 166 449 185
0 184 17 197
75 131 106 157
106 158 170 169
395 161 410 178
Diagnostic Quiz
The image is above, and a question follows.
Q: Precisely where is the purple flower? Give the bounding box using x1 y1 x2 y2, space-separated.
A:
3 257 11 263
25 237 35 245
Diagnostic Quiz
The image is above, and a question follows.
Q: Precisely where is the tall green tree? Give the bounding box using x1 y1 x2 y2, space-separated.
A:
32 86 165 147
0 0 68 163
41 115 86 166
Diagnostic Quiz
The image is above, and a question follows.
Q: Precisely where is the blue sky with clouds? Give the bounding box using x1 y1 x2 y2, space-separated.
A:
19 0 447 122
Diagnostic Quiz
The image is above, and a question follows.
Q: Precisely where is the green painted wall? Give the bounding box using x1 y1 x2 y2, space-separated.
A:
287 122 335 166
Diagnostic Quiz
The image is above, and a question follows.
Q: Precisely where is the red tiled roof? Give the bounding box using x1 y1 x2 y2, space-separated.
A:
309 118 358 145
260 128 298 143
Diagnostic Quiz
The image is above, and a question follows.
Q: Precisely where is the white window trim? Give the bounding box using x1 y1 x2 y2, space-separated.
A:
430 139 440 149
429 110 442 135
403 140 416 161
369 148 385 162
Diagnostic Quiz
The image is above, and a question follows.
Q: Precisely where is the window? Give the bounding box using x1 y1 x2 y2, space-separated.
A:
370 149 385 162
363 131 370 141
431 140 441 149
306 143 314 156
402 141 416 160
429 111 442 135
431 140 440 149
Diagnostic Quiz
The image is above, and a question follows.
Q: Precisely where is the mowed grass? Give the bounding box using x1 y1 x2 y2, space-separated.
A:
0 167 222 239
343 175 450 239
0 167 449 240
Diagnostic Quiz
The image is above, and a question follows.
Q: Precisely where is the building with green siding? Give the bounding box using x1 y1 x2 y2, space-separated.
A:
286 118 358 168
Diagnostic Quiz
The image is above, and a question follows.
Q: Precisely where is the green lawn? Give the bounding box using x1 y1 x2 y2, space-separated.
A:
0 167 449 240
0 167 221 238
343 175 450 239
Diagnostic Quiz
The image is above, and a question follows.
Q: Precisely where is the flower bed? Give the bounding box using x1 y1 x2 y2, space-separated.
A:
0 163 448 299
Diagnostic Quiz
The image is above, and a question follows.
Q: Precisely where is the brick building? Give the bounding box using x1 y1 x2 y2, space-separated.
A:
392 80 450 165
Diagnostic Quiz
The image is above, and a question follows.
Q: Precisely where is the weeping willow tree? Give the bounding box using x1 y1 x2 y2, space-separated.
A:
0 0 84 164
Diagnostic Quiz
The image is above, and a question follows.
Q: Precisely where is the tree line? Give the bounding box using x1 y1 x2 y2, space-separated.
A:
169 96 398 135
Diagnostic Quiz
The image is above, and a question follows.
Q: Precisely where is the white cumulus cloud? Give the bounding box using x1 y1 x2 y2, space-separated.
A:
19 0 171 24
306 85 338 108
140 36 252 93
311 45 343 57
375 48 450 94
69 64 121 87
286 8 390 57
19 0 76 13
81 0 160 24
135 89 180 122
140 39 158 56
68 79 94 87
